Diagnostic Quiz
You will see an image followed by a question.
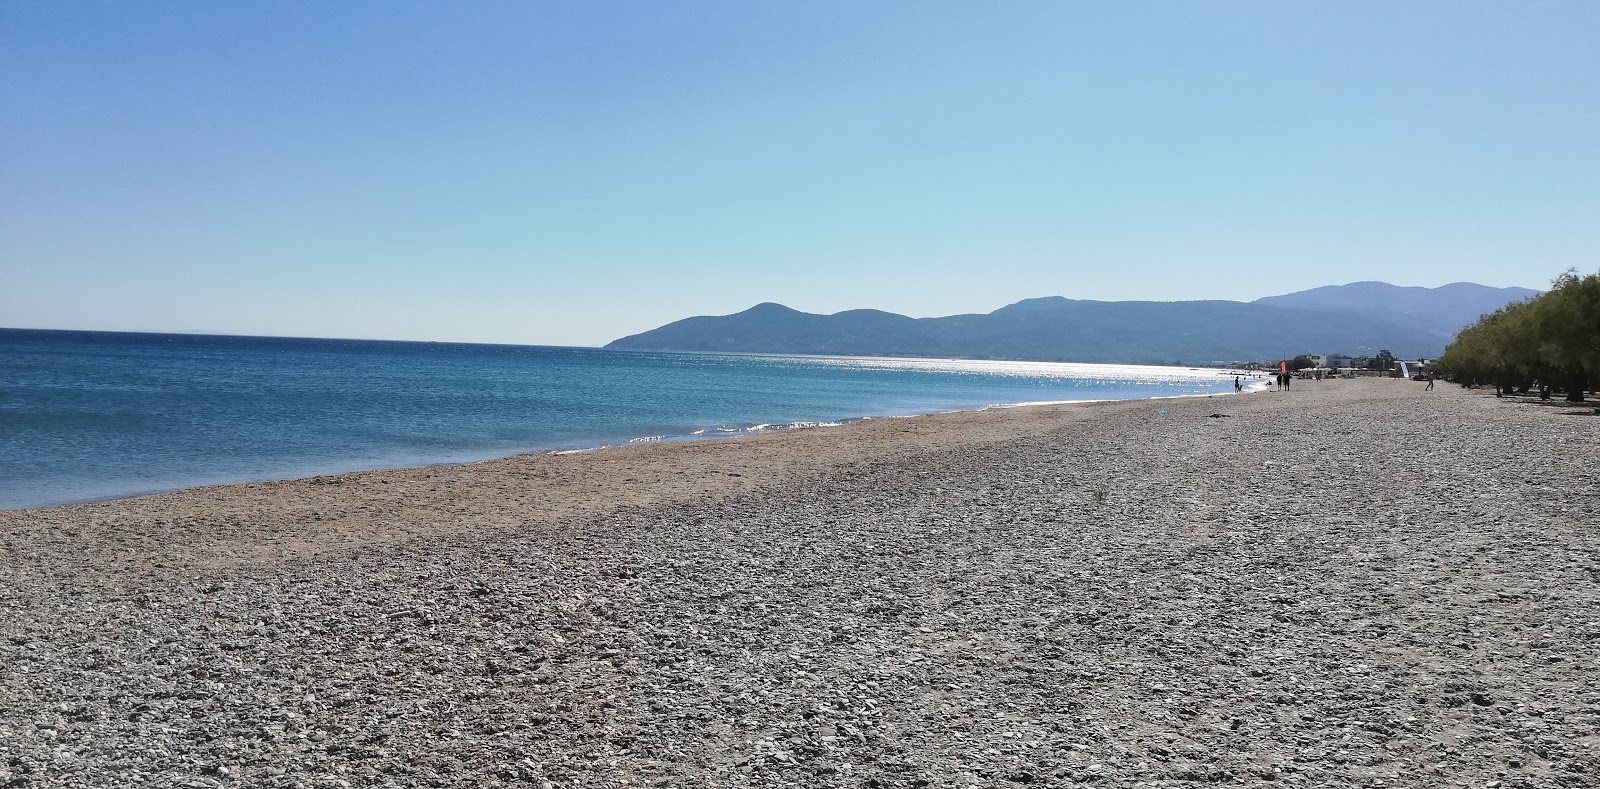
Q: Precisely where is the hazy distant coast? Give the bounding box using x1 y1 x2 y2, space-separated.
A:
2 378 1595 787
606 281 1538 364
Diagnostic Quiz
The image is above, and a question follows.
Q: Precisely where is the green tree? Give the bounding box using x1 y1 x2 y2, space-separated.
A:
1532 270 1600 400
1439 268 1600 401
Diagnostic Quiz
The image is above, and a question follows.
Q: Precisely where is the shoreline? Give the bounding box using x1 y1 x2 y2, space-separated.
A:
0 389 1229 575
3 377 1256 514
5 328 1258 513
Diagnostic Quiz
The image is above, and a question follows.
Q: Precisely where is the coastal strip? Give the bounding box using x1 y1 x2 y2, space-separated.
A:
0 390 1216 575
1 379 1596 787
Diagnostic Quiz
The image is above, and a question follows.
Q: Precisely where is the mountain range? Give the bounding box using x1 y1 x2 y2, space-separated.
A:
605 282 1540 365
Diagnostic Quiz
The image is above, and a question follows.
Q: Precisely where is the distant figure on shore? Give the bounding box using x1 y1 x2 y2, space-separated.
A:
1425 371 1436 391
1234 376 1243 393
1283 373 1292 391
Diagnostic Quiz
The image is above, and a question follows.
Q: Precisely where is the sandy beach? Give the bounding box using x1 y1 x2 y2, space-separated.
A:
2 378 1596 788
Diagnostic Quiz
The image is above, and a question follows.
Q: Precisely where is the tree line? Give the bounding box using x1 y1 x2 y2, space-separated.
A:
1438 269 1600 401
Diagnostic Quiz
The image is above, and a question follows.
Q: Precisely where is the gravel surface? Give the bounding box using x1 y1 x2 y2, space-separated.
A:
2 379 1596 788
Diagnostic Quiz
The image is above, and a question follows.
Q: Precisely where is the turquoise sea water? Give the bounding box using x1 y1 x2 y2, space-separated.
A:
0 329 1239 510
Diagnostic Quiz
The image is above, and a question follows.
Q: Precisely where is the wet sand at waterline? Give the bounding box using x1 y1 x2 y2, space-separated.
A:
3 378 1596 787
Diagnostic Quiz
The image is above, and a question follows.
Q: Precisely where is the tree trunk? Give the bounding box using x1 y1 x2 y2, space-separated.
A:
1566 371 1588 402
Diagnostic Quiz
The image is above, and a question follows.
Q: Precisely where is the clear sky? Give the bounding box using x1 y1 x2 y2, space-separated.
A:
2 1 1595 346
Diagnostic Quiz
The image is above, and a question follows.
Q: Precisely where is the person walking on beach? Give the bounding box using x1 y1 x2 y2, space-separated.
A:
1425 371 1436 391
1234 376 1242 393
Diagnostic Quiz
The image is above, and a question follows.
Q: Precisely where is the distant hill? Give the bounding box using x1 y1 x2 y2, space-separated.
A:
605 292 1480 364
1253 281 1539 339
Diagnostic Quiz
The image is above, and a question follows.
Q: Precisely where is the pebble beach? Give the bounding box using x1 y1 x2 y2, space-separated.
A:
2 378 1596 788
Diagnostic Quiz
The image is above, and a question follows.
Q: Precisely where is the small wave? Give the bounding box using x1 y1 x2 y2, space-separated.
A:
628 435 664 444
742 420 845 434
986 398 1103 409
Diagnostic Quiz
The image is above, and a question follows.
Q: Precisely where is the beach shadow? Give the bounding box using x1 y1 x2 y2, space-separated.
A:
1499 395 1596 410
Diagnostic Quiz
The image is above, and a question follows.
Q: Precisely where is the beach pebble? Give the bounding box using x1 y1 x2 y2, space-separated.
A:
0 381 1595 787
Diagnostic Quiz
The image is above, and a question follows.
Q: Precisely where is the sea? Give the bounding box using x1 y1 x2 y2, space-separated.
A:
0 329 1242 510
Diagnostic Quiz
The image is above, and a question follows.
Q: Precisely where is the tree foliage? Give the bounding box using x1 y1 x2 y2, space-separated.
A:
1438 269 1600 401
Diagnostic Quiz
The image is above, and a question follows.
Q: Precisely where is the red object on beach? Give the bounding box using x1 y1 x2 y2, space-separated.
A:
1280 360 1288 374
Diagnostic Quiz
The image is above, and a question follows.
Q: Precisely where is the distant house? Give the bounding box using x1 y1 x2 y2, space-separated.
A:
1328 354 1355 369
1305 354 1329 368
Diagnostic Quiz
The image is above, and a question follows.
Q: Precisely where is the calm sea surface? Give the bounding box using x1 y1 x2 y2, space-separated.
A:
0 329 1238 510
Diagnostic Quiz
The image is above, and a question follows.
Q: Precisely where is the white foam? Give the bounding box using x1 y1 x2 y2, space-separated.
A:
988 399 1106 409
740 420 846 434
548 447 605 455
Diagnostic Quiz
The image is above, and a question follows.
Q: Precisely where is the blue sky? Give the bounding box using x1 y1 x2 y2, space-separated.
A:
2 1 1595 346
